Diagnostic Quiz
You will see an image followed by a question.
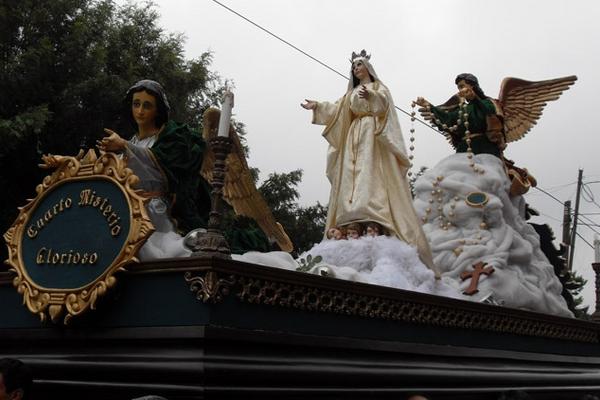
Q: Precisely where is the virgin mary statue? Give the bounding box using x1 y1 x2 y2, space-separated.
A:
301 50 435 274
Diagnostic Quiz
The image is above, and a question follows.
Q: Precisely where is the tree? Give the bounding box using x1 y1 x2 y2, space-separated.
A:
0 0 228 264
258 170 327 255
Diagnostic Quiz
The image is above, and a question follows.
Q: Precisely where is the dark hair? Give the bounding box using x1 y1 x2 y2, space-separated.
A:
366 221 386 236
345 222 364 235
455 72 486 99
0 358 33 400
351 60 376 88
124 80 170 129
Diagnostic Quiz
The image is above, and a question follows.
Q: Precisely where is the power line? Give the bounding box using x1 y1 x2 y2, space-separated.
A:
578 219 600 228
538 211 562 223
575 231 594 249
210 0 347 81
582 183 596 201
578 210 600 225
582 183 600 211
544 181 577 191
533 186 564 205
578 215 600 235
578 222 600 236
209 0 439 130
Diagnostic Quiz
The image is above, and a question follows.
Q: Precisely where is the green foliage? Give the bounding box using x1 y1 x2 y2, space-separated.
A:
259 170 328 255
293 202 328 253
296 254 323 272
0 105 51 157
0 0 229 263
259 169 302 213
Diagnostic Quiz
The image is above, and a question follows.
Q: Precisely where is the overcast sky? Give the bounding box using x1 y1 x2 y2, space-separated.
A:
124 0 600 311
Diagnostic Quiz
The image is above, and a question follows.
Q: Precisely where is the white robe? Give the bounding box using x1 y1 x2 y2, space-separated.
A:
312 81 436 274
125 135 190 260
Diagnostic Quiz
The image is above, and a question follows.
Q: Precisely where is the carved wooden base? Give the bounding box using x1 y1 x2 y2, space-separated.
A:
191 230 232 259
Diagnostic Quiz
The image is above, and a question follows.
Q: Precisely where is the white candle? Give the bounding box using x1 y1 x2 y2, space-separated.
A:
217 90 234 137
594 234 600 263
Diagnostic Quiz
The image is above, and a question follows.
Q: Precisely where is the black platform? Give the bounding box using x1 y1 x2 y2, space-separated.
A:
1 257 600 399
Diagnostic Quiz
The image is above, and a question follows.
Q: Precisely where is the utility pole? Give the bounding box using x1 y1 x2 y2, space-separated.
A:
562 200 572 274
568 169 584 272
562 200 572 246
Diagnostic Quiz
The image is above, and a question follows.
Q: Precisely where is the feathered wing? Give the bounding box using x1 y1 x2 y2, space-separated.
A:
200 108 294 253
498 75 577 143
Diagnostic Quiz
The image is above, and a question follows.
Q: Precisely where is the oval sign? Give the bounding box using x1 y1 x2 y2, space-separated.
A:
4 150 153 323
20 178 130 289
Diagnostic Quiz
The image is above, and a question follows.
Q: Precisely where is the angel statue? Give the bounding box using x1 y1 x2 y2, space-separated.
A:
411 73 577 317
415 73 577 196
98 79 292 261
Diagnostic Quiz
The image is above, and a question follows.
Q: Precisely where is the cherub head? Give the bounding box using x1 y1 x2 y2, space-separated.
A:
326 226 346 240
365 222 385 237
345 222 364 240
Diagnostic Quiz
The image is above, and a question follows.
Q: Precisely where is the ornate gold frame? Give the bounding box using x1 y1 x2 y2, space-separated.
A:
3 149 154 324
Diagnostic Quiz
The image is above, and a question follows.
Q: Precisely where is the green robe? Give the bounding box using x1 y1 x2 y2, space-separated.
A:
430 98 502 157
150 120 270 253
150 120 211 233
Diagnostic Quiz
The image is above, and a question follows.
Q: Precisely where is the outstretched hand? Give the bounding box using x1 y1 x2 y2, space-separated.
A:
97 128 127 153
414 97 431 108
300 99 317 110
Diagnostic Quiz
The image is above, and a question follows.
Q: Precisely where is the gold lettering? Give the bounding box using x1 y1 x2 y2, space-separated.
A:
27 226 38 239
108 213 119 226
43 210 53 223
27 196 73 239
36 247 47 264
35 248 99 266
89 253 98 264
99 198 108 211
111 225 121 236
79 190 91 206
78 190 123 236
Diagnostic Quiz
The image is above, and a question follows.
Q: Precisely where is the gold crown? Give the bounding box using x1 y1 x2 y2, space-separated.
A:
350 49 371 63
